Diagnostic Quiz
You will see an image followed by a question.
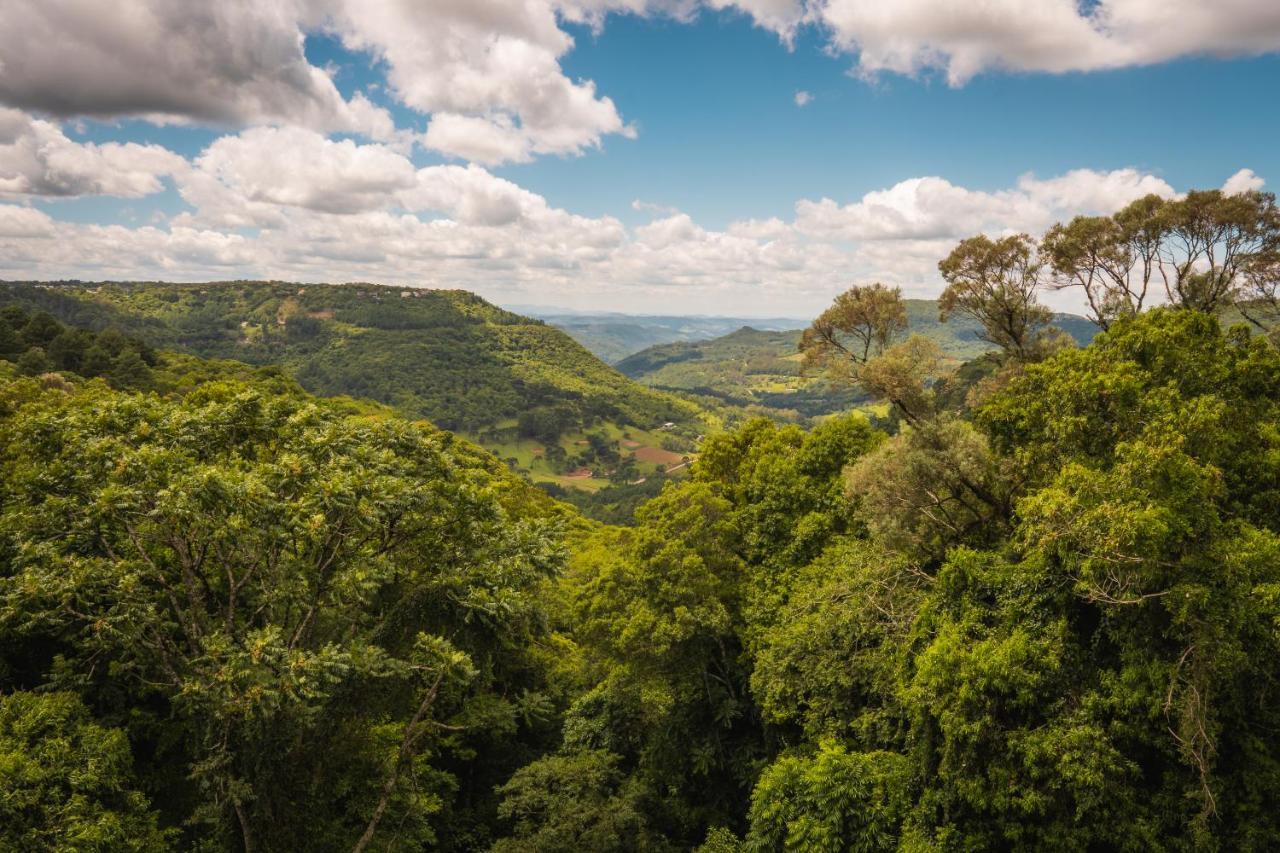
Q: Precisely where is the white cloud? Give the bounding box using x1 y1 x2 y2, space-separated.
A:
709 0 809 42
1 153 1244 314
174 126 608 231
794 169 1176 242
794 90 813 107
0 0 642 166
322 0 636 162
0 204 56 237
1223 167 1265 195
184 126 417 218
0 0 395 138
1 0 1275 179
406 164 544 226
0 108 187 198
811 0 1280 85
421 113 535 166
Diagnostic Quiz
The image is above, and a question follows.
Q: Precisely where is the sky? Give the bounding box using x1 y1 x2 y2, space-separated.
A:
1 1 1279 316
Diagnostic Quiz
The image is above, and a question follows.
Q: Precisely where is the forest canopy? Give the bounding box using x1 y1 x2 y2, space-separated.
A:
3 187 1280 850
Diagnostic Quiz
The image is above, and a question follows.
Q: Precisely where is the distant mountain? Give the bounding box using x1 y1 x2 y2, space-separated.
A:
526 310 806 363
616 326 859 419
617 300 1098 418
0 282 708 491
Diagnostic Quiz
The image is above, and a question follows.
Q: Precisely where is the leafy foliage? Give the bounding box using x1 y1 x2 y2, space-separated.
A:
0 691 172 852
5 250 1280 852
0 302 157 388
0 365 571 851
491 308 1280 852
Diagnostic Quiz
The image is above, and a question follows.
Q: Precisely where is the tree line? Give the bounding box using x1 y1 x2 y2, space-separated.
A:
2 186 1280 850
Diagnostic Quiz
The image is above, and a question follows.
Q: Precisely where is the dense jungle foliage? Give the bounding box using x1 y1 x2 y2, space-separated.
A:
4 187 1280 850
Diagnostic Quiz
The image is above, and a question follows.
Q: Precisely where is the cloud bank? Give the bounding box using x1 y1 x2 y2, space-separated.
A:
0 118 1259 313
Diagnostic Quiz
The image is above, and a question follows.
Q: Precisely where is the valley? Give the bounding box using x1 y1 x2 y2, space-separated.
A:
6 7 1280 849
0 282 709 499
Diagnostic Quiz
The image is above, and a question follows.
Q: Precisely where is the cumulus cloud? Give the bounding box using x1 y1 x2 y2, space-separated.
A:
708 0 808 42
183 126 417 219
1 0 1274 177
0 204 56 238
795 169 1177 242
325 0 635 161
421 113 536 167
812 0 1280 85
1222 167 1266 195
173 126 607 231
794 90 813 107
0 0 643 165
0 108 187 198
0 0 391 136
1 146 1250 314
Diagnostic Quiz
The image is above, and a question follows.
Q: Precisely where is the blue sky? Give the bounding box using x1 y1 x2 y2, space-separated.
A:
511 13 1280 228
2 1 1279 314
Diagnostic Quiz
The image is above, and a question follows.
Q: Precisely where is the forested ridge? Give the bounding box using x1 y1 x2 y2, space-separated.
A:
4 187 1280 851
613 301 1097 422
0 281 701 435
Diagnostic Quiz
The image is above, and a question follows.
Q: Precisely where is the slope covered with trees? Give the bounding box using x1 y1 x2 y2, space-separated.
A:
0 281 701 432
616 301 1096 422
4 186 1280 851
0 281 711 494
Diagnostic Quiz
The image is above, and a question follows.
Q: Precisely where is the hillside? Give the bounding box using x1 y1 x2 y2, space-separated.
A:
0 281 708 491
530 310 805 363
617 299 1098 418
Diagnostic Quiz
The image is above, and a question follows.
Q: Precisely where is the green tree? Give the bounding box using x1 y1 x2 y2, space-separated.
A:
16 345 51 375
746 743 911 853
855 335 944 425
47 328 92 373
80 343 114 377
0 315 23 357
938 234 1056 361
20 311 63 349
845 414 1008 564
0 691 172 852
1042 214 1145 329
1156 189 1280 313
109 346 151 387
0 378 565 851
491 750 657 853
800 283 908 384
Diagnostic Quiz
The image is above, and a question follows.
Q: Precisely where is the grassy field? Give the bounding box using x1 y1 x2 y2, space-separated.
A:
468 421 695 491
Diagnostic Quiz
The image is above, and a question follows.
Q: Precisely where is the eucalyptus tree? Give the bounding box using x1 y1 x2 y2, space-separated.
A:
799 283 908 384
937 233 1056 361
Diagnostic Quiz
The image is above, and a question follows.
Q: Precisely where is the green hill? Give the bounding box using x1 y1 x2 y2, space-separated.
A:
0 281 708 491
529 311 805 363
617 300 1098 419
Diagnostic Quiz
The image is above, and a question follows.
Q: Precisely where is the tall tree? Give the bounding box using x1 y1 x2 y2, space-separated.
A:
938 234 1055 361
0 378 564 851
0 691 173 852
1042 213 1148 329
799 283 908 384
855 335 944 425
1156 189 1280 312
